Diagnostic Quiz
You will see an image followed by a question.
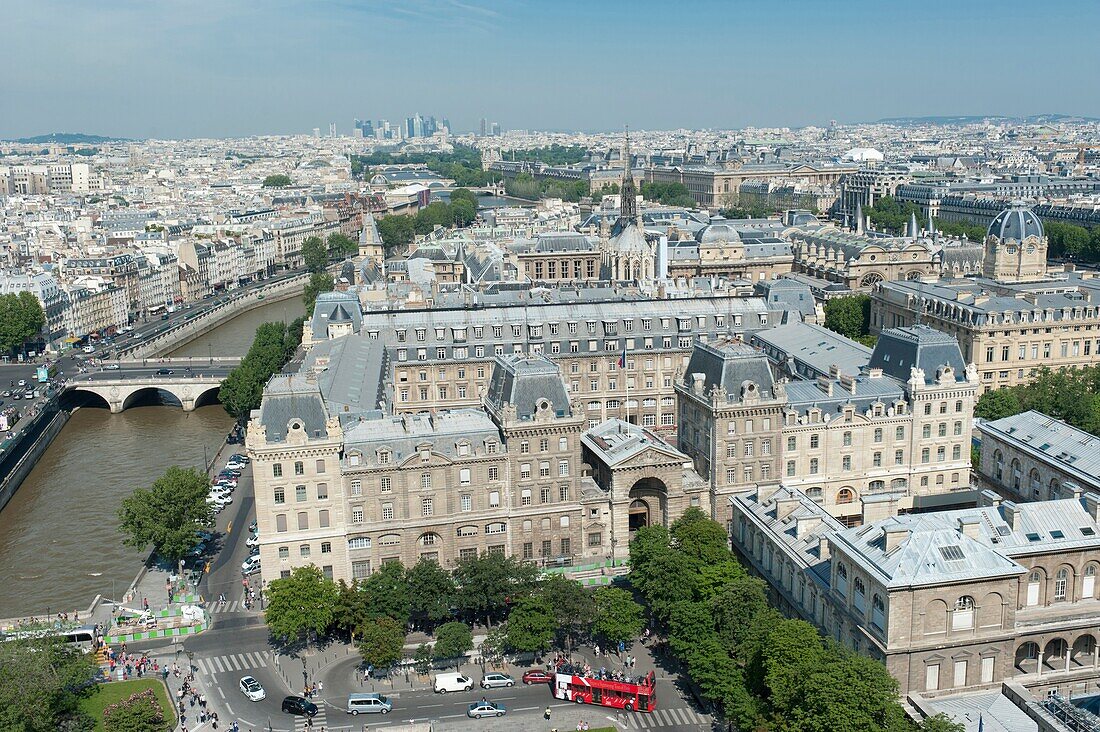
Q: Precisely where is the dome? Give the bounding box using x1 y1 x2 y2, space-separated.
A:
987 202 1043 242
612 222 648 254
697 221 740 244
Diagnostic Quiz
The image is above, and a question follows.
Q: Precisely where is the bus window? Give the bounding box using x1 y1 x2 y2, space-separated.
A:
592 688 601 704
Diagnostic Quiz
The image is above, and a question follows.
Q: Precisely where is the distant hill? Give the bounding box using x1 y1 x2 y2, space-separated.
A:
874 114 1100 126
5 132 130 144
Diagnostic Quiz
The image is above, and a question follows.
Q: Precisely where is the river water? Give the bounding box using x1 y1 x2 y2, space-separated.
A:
0 297 307 618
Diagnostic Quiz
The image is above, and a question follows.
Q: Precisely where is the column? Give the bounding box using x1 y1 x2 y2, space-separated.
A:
1037 651 1044 677
1092 641 1097 669
1066 648 1071 673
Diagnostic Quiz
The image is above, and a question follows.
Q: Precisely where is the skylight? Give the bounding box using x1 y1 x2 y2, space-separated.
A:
939 545 965 562
1050 530 1065 539
1026 532 1042 542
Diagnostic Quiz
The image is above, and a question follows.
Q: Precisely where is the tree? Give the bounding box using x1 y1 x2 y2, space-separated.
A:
0 637 98 732
480 626 508 666
627 524 670 597
505 596 555 654
327 232 358 257
0 292 46 353
301 236 328 273
823 295 872 341
711 576 771 659
376 215 415 253
262 174 292 188
641 550 699 622
264 565 340 644
117 466 212 562
358 560 411 626
357 616 406 670
695 561 744 602
219 321 302 420
102 688 170 732
788 652 906 732
331 579 370 640
590 586 644 648
919 713 965 732
974 388 1022 421
682 636 739 704
302 271 334 314
453 551 539 626
668 600 715 660
413 644 433 675
407 558 456 631
539 574 595 650
760 619 827 714
671 507 731 566
433 621 473 667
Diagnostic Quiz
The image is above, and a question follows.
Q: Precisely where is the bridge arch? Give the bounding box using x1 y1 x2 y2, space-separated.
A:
193 385 223 410
121 387 184 411
59 388 112 411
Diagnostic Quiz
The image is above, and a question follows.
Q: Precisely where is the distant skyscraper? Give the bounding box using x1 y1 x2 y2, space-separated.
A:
442 118 450 132
354 118 374 138
329 122 337 138
480 118 487 136
490 121 501 137
312 127 320 138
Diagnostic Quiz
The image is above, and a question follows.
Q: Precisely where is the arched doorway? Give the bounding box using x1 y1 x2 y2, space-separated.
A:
1015 641 1040 674
628 476 668 534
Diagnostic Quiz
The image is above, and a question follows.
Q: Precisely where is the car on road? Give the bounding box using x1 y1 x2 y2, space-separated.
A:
480 673 515 689
346 692 392 715
241 555 261 575
105 364 120 370
17 380 25 387
82 346 95 353
224 460 246 471
2 391 9 397
155 368 174 375
248 520 258 534
280 696 318 717
434 672 473 693
239 676 266 702
467 701 506 719
246 534 259 548
521 670 554 685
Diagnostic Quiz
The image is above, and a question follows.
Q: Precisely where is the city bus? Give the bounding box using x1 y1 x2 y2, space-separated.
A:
553 669 656 712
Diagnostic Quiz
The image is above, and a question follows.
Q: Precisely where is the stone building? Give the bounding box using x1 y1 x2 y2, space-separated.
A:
508 232 602 283
976 410 1100 500
786 223 938 289
730 487 1100 699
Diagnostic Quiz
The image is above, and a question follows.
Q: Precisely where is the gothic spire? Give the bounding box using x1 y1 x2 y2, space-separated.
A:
620 125 637 223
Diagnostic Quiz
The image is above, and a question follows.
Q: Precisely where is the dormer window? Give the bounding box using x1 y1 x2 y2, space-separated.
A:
377 450 391 465
457 442 470 457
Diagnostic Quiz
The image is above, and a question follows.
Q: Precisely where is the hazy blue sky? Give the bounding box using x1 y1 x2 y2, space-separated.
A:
4 0 1099 139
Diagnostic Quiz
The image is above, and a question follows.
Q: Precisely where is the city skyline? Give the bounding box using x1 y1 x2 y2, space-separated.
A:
4 0 1100 139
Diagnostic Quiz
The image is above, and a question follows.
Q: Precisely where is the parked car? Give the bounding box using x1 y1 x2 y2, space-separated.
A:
434 672 473 693
480 673 515 689
224 460 246 471
239 676 266 702
280 696 318 717
241 555 261 575
246 534 259 548
248 520 258 534
467 701 506 719
521 669 554 685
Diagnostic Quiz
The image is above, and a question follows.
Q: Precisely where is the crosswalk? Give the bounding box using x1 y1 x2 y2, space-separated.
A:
194 651 269 677
619 706 709 728
292 706 327 731
208 599 245 613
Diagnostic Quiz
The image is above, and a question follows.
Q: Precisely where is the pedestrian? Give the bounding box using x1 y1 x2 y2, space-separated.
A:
317 680 323 694
544 706 552 721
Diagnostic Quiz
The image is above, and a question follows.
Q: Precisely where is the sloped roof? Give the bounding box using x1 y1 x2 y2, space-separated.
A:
484 353 571 420
683 338 776 401
868 325 967 385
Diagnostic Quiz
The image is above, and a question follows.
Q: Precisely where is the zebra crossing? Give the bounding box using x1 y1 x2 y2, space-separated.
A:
194 651 270 677
619 706 709 728
208 599 245 613
292 706 327 731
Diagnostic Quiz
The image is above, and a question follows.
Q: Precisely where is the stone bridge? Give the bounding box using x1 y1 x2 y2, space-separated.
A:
63 360 239 413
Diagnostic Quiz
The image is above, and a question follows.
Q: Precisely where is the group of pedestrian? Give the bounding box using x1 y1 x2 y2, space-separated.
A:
175 674 219 730
105 645 155 680
303 679 323 698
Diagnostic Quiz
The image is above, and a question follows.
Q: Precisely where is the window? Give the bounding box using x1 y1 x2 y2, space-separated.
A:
318 509 330 528
561 538 571 556
873 451 882 467
296 485 306 502
422 497 433 517
520 463 531 479
300 544 311 557
923 425 932 439
352 506 364 524
842 455 852 471
787 436 797 451
809 458 819 474
837 488 855 504
588 532 602 547
873 428 882 443
539 462 550 478
460 494 472 512
488 466 499 481
559 485 569 501
294 461 304 476
486 522 506 535
938 423 947 438
521 489 532 506
273 463 283 478
810 435 819 449
381 502 393 520
843 431 852 447
459 468 471 486
278 546 289 559
1055 568 1069 602
540 487 551 503
786 460 796 477
297 512 308 530
952 596 974 630
352 561 371 580
489 490 500 507
350 479 362 496
921 448 930 464
380 477 391 493
421 473 432 490
895 449 904 465
276 514 287 532
274 487 285 504
321 542 331 554
316 459 326 474
896 426 905 440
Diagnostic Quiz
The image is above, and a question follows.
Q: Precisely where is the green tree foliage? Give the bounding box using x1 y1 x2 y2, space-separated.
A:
590 587 645 648
262 174 292 188
376 214 416 253
406 558 456 631
357 616 406 669
711 576 771 658
505 596 556 654
433 621 473 666
351 146 499 187
504 173 590 202
719 202 777 219
974 366 1100 436
452 551 539 626
480 626 507 665
301 236 329 273
327 232 358 257
506 145 588 165
643 550 699 622
626 524 670 598
640 181 696 208
331 579 370 640
0 291 47 352
0 637 98 732
867 196 923 234
358 561 411 627
1045 220 1100 264
263 565 340 643
219 321 302 420
932 218 986 242
789 652 906 732
303 271 334 314
117 466 212 562
413 644 433 675
671 507 731 566
538 573 595 650
102 688 170 732
918 714 966 732
823 294 872 341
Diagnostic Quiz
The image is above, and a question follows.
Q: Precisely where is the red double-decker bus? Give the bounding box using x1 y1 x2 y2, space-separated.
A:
552 669 656 712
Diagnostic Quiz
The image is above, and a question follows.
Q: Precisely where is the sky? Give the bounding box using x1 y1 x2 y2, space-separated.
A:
3 0 1100 139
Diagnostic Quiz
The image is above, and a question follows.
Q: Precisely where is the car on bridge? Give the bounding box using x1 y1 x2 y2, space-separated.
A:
155 368 174 375
105 364 120 370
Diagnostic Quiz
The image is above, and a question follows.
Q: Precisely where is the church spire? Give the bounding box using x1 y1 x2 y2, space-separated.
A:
620 125 637 224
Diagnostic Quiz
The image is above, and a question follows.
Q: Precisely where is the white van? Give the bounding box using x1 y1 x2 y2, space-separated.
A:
433 672 473 693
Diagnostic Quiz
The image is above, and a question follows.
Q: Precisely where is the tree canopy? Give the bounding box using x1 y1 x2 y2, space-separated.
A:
117 466 212 562
590 586 644 648
433 621 473 665
0 292 47 353
452 551 539 627
302 271 334 314
357 616 406 669
262 174 292 188
264 565 340 644
505 595 556 654
975 365 1100 436
0 637 98 732
102 688 171 732
823 294 874 346
640 181 696 208
301 236 328 273
219 319 303 420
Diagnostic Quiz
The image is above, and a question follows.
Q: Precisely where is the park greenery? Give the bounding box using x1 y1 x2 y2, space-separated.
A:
720 202 781 219
505 145 588 165
351 146 500 188
504 172 589 202
299 232 358 312
100 687 172 732
261 174 292 188
117 466 213 563
374 189 478 253
0 291 47 353
262 553 644 671
975 365 1100 436
640 181 697 208
0 635 100 731
629 508 961 732
218 319 304 420
823 294 876 347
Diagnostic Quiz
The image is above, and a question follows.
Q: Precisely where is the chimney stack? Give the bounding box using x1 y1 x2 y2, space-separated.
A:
884 525 910 553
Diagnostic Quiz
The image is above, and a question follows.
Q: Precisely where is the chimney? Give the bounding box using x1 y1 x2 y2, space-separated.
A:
957 517 981 540
796 514 822 539
817 536 830 560
1082 493 1100 523
815 376 833 396
829 364 841 378
776 495 800 521
1063 481 1082 500
978 489 1002 508
1002 501 1020 529
758 483 783 504
884 525 910 553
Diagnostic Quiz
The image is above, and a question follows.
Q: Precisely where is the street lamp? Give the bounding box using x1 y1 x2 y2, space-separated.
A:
302 658 308 692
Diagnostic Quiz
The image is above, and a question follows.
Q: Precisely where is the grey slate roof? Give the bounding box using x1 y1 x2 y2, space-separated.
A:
310 291 362 337
683 338 777 401
581 419 687 468
256 375 330 443
750 321 870 380
343 409 500 461
484 354 572 420
978 410 1100 490
868 325 967 385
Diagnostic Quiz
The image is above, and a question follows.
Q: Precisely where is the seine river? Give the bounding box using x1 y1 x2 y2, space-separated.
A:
0 297 306 618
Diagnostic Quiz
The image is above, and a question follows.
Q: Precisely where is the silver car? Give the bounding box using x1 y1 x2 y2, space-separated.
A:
480 672 515 689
